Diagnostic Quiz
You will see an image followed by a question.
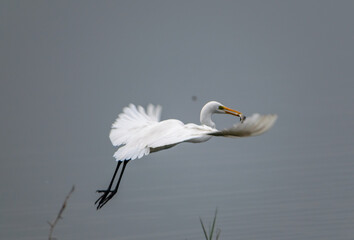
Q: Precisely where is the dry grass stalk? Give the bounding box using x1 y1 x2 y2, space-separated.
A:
48 185 75 240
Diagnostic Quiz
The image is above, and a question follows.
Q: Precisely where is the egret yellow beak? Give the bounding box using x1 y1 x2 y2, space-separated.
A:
223 106 246 123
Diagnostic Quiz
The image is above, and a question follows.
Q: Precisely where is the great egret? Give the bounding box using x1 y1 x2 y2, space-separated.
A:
95 101 277 209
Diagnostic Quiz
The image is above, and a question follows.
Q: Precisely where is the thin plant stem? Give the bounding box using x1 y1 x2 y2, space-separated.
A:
48 185 75 240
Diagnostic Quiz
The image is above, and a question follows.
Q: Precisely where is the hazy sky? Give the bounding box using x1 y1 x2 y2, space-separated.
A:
1 1 354 239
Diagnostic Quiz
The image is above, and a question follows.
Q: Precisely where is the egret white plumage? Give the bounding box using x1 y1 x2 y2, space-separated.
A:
95 101 277 209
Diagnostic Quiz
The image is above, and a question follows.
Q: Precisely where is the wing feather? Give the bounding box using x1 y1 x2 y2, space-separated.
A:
109 104 162 161
209 114 277 137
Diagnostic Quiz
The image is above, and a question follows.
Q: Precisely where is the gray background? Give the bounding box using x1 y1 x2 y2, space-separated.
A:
1 1 354 239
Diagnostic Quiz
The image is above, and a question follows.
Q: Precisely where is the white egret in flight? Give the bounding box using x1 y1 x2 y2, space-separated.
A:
95 101 277 209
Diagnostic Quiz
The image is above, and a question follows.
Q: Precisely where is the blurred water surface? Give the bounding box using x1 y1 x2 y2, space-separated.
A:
1 122 353 240
1 1 354 239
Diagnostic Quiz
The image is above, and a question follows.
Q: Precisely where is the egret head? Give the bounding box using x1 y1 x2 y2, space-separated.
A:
200 101 245 127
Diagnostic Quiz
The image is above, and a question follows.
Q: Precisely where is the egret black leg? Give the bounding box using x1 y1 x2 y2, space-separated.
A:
113 160 130 193
95 160 130 209
97 160 130 208
95 161 121 209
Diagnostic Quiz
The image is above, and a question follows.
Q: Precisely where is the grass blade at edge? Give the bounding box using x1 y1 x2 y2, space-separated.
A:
199 217 209 240
209 208 217 239
216 228 221 240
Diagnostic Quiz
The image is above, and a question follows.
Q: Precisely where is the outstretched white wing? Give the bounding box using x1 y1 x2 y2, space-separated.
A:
209 114 277 137
109 104 214 161
109 104 162 160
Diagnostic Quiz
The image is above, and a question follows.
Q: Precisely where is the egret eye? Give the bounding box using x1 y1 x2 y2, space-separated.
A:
218 106 224 110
